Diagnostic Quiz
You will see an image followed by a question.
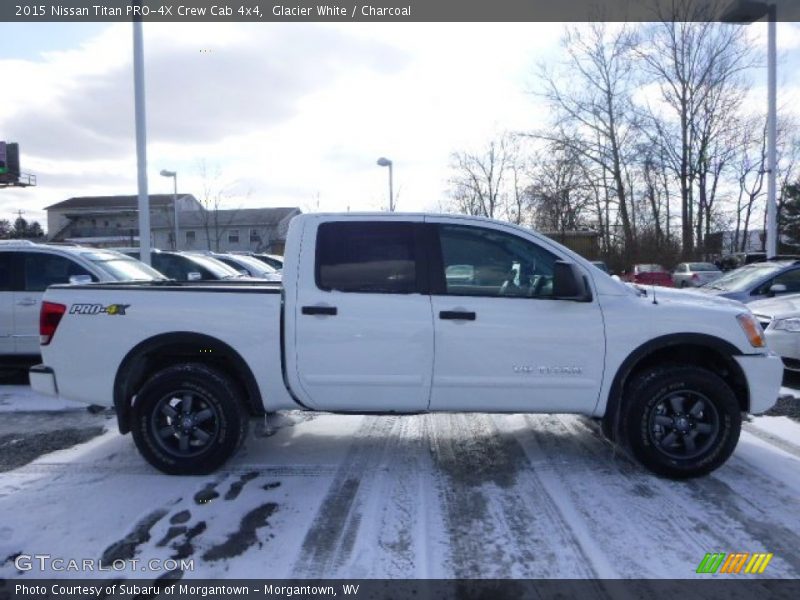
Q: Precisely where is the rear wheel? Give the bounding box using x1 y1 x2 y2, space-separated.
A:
131 363 248 475
622 366 741 478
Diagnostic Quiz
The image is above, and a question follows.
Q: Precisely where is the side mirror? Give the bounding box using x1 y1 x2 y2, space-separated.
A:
553 261 592 302
187 271 202 281
611 274 621 282
68 275 92 285
769 283 787 296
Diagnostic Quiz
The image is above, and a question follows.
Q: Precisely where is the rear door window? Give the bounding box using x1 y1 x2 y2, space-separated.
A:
0 253 18 291
22 253 94 291
316 221 419 293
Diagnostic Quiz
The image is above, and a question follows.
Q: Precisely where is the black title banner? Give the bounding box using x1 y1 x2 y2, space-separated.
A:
4 579 800 600
2 0 800 22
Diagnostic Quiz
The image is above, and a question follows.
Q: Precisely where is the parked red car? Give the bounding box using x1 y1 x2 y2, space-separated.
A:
624 264 674 287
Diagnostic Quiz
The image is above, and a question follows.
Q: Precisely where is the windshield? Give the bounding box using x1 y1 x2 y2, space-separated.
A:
81 251 165 281
705 264 783 291
637 264 666 273
689 263 720 272
185 255 244 279
232 255 278 275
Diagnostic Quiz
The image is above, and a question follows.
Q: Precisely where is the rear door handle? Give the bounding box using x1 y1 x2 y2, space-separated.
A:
16 298 37 307
439 310 476 321
302 305 337 316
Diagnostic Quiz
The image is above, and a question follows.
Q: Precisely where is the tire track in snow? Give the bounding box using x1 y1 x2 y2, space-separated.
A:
572 415 800 576
554 415 800 578
291 416 399 577
520 414 736 579
5 462 339 477
425 413 601 580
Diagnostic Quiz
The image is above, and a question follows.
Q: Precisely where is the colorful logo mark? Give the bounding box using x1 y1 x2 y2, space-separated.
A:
696 552 773 574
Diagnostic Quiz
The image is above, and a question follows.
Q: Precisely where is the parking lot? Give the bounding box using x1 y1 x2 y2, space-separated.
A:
1 376 799 580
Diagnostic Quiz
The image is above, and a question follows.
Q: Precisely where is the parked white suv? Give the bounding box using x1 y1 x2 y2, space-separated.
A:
0 241 164 361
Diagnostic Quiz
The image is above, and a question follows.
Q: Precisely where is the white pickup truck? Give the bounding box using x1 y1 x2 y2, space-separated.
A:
30 213 783 478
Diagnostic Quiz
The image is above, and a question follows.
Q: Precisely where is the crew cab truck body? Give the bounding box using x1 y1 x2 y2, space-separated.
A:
31 213 783 478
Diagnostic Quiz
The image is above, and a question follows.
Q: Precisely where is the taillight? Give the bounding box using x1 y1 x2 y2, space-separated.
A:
692 273 699 280
40 302 67 345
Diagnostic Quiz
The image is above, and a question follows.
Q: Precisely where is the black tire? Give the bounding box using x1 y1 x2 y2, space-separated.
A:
130 363 249 475
621 366 741 479
680 281 687 288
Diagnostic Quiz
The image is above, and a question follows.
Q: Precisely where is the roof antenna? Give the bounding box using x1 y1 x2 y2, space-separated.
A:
652 283 658 305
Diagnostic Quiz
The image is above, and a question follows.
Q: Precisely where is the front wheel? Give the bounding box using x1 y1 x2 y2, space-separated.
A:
131 363 249 475
622 366 741 479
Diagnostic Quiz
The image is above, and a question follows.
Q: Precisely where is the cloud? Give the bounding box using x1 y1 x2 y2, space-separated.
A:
2 24 409 162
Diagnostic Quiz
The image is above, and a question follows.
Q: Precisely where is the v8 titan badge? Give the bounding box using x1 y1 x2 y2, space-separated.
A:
69 303 130 316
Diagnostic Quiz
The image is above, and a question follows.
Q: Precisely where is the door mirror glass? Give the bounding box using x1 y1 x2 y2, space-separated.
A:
553 261 592 302
770 283 787 295
187 271 202 281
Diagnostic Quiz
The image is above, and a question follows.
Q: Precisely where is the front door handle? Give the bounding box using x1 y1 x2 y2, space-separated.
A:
302 305 337 316
16 298 37 307
439 310 476 321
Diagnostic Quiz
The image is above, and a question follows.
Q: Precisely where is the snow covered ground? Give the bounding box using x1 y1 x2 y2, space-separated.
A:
0 383 799 580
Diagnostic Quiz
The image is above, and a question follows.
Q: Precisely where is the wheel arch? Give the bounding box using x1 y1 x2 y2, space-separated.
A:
602 333 749 440
113 332 264 434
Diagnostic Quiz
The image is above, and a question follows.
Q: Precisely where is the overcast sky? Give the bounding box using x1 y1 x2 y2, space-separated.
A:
1 21 798 229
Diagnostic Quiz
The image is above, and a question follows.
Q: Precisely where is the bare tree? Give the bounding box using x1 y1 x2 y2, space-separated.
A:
527 143 593 234
636 5 753 256
196 160 245 252
447 133 517 219
533 23 641 257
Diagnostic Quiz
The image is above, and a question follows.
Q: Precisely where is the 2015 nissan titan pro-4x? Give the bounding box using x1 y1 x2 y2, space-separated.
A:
30 214 782 478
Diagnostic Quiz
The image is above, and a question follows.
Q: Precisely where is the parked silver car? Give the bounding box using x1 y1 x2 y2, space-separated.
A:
749 293 800 372
211 253 281 281
1 241 165 361
672 262 722 288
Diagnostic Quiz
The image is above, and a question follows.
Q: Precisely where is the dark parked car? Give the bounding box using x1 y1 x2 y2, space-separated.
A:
123 250 252 281
718 252 800 271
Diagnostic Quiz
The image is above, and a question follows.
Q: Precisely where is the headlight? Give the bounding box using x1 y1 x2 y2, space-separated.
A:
771 317 800 332
736 313 766 348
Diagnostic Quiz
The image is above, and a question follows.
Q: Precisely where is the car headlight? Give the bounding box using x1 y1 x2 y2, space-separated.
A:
771 317 800 332
736 313 766 348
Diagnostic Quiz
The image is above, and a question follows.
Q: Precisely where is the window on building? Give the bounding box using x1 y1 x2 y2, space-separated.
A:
250 229 261 243
186 230 196 243
228 230 240 244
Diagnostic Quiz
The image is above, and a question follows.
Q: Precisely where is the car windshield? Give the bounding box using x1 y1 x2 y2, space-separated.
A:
637 264 665 273
705 263 783 291
185 255 243 279
239 255 278 275
81 251 166 281
689 263 720 272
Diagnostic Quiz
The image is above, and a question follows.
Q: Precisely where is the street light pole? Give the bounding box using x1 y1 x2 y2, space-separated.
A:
376 157 394 211
766 3 777 258
160 169 178 250
132 11 151 265
721 0 778 257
